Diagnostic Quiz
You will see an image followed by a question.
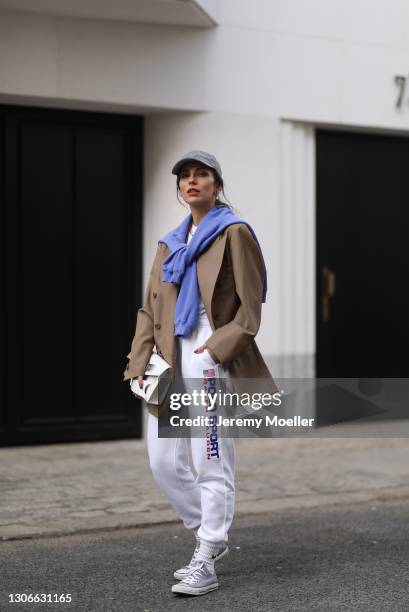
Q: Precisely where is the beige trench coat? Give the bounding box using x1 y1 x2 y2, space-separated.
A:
123 222 279 417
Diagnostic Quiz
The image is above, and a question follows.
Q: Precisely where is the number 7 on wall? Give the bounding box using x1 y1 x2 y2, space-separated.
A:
394 74 408 108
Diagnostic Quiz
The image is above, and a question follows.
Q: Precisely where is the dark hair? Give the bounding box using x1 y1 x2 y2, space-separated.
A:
176 167 238 214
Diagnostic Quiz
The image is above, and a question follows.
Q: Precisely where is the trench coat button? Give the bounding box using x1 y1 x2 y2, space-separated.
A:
152 292 157 298
155 323 161 329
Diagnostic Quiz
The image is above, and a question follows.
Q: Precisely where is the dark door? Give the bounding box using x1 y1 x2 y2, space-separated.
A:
0 104 143 446
316 129 409 378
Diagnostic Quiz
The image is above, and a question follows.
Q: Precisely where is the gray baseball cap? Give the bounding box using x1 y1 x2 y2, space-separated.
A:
171 150 222 177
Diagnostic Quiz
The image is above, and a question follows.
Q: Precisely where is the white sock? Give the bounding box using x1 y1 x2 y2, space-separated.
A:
195 538 222 565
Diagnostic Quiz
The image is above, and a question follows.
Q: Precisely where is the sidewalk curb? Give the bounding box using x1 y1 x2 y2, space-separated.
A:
2 484 409 542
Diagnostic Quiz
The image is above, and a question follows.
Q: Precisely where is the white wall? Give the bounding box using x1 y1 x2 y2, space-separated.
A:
2 3 409 129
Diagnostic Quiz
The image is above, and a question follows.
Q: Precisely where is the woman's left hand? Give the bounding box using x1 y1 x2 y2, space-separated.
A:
194 343 220 364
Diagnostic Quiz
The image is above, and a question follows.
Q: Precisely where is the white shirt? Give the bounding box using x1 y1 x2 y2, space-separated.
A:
187 223 208 324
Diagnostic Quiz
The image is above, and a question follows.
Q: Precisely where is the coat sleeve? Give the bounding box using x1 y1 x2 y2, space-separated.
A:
122 244 162 381
205 224 264 366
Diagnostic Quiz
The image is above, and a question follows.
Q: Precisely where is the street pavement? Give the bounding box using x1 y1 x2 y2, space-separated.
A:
1 497 408 612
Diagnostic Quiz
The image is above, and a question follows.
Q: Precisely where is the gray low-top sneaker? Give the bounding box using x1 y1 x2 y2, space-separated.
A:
173 543 229 580
173 539 200 580
172 561 218 596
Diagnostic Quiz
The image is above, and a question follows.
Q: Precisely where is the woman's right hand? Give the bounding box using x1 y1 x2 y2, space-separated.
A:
137 375 144 390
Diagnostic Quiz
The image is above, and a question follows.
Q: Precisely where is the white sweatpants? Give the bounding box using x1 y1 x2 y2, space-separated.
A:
147 314 236 544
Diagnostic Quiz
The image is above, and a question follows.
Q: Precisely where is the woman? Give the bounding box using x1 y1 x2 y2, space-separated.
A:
123 150 278 597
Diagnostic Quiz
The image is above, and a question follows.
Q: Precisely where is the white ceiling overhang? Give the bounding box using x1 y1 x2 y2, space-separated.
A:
0 0 219 28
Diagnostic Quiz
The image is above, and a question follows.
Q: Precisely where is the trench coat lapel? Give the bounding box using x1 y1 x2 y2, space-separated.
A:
196 233 227 328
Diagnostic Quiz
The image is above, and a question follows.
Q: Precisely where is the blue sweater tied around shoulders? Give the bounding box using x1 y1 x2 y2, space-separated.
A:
158 204 267 337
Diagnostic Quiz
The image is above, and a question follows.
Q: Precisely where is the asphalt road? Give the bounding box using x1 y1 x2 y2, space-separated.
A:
1 497 408 612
